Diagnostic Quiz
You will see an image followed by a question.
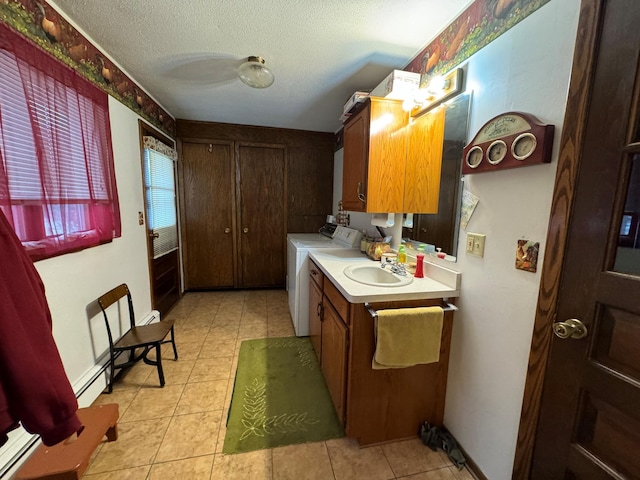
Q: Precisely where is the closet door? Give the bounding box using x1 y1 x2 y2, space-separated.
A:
182 142 236 289
237 143 286 287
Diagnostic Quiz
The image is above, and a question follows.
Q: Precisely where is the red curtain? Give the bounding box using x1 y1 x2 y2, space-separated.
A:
0 23 121 261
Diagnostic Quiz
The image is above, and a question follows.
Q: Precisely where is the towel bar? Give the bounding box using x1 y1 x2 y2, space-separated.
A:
365 302 458 319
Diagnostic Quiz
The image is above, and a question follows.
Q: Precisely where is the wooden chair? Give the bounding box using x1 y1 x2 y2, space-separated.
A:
98 284 177 393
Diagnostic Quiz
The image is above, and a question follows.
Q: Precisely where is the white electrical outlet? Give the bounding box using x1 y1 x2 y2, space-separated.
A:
466 233 486 257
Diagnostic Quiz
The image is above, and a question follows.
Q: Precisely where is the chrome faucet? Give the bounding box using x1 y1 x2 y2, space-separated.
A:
381 260 407 276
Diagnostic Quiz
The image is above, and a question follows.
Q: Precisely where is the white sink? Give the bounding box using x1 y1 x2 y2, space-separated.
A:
343 264 413 287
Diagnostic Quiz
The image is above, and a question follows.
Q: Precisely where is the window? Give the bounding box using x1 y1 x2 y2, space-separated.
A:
0 23 120 261
142 136 178 258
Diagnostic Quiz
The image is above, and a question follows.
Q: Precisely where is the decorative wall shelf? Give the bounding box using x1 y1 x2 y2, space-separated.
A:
462 112 554 175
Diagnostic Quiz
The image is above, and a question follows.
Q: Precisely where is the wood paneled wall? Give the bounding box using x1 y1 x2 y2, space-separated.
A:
176 120 334 233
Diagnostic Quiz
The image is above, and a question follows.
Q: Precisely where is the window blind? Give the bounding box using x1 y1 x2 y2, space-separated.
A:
143 147 178 258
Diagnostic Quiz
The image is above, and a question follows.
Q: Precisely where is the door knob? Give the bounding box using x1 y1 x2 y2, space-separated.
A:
243 227 249 234
553 318 588 339
224 227 231 234
149 232 159 239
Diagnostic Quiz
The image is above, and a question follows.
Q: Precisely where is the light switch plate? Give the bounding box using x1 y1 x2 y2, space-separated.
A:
466 233 486 257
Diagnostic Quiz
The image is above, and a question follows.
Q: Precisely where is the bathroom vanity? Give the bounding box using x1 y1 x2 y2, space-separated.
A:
308 249 460 446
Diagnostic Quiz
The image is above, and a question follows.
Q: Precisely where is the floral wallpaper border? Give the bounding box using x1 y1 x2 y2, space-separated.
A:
405 0 552 85
0 0 176 138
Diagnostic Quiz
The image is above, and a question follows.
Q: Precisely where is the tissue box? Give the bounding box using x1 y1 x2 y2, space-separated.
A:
370 70 420 100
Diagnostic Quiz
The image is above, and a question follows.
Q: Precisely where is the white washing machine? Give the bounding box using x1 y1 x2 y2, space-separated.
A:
287 225 361 336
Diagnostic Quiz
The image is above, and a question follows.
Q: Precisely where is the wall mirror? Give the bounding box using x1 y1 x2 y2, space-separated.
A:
402 92 471 261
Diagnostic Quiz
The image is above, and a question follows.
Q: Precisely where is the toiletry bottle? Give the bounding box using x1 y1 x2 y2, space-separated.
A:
397 245 406 264
415 254 424 278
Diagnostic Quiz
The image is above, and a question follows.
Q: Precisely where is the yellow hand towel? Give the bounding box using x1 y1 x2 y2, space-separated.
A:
372 306 444 370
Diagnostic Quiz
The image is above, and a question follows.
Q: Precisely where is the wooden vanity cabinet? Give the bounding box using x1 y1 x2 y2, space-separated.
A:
320 299 349 426
308 259 350 426
346 298 453 445
342 97 408 213
308 261 324 361
308 269 454 445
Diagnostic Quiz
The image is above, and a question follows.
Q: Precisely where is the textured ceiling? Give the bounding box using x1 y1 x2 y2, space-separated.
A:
51 0 472 133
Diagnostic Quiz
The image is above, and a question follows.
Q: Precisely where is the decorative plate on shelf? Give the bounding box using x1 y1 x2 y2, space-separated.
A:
462 112 554 174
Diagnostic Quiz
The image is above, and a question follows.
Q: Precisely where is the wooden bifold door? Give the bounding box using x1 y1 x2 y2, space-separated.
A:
180 140 286 290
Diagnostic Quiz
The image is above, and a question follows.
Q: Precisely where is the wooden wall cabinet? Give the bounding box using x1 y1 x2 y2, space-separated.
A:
308 264 454 445
404 107 446 214
342 98 408 213
342 98 447 214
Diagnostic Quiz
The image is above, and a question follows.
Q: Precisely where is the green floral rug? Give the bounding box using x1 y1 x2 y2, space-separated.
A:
223 337 344 454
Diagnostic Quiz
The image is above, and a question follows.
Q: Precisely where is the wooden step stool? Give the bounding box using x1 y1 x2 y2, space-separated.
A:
15 403 119 480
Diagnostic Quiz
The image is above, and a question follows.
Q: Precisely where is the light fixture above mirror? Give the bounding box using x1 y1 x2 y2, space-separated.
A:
238 56 275 88
403 68 463 117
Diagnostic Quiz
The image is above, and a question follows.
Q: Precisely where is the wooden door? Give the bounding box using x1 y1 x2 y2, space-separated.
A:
181 142 235 289
342 104 369 212
236 143 286 287
531 1 640 477
140 123 181 317
321 300 348 426
308 275 322 361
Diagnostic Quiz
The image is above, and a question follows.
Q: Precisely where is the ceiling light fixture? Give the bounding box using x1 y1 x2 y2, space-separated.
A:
238 56 275 88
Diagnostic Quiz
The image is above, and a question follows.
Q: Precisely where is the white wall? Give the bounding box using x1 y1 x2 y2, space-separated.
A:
447 2 579 478
0 96 157 477
334 2 580 478
37 97 152 384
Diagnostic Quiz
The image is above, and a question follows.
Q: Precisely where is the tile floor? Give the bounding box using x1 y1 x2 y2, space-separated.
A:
85 290 475 480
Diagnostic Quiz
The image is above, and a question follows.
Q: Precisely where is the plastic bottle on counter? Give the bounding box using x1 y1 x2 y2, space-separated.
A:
397 245 406 264
360 231 368 253
415 253 424 278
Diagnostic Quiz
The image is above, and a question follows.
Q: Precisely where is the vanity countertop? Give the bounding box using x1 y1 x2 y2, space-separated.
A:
309 248 460 304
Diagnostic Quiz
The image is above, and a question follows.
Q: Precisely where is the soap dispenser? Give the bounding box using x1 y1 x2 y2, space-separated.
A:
397 245 406 264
